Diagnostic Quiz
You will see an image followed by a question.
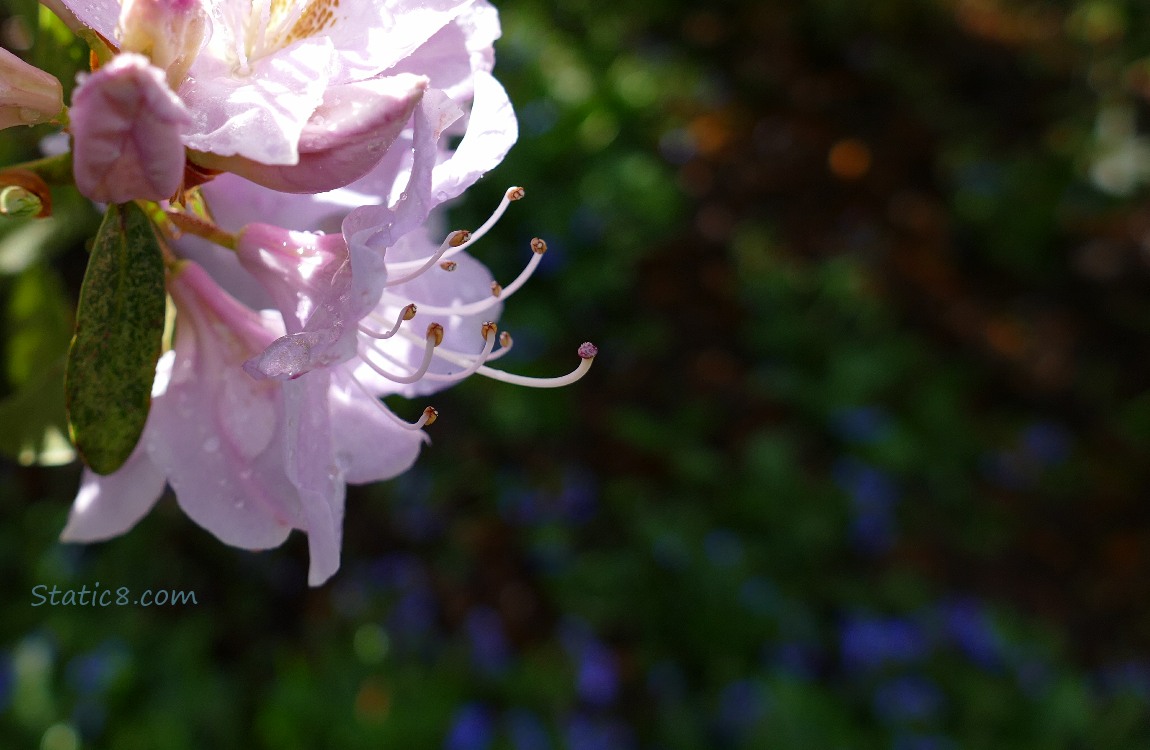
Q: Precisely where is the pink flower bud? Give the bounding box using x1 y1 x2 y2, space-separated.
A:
116 0 207 89
70 53 192 203
0 47 64 129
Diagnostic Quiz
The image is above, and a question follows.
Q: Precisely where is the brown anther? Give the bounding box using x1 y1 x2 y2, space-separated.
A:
499 331 512 348
530 237 548 254
490 281 503 298
448 229 471 247
426 322 444 347
507 186 526 201
481 321 498 339
422 406 439 426
439 260 458 271
402 303 417 320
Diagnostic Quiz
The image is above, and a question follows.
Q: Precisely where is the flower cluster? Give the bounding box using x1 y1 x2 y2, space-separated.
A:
2 0 594 585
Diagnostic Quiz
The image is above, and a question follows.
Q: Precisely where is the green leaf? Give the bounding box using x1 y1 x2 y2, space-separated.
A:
65 202 166 475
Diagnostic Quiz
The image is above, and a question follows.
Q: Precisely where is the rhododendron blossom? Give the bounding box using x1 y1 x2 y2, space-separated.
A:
27 0 595 586
59 0 506 199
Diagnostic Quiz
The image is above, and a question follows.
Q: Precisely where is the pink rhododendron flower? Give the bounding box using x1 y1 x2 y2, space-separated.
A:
0 46 65 129
69 52 191 202
61 261 425 585
56 0 503 194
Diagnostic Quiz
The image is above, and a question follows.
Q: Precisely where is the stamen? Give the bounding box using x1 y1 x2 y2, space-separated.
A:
439 261 457 272
348 373 436 431
428 341 598 389
357 322 443 384
357 303 416 340
387 186 526 273
410 322 499 383
388 239 546 317
385 230 469 287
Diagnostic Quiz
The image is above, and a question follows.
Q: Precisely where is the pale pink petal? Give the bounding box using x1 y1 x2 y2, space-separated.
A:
385 0 499 100
194 74 427 193
282 373 344 586
151 262 300 550
321 0 472 82
43 0 119 39
329 367 426 484
342 90 462 256
236 225 388 379
0 47 64 129
70 53 191 203
180 37 335 165
430 71 517 204
60 446 167 542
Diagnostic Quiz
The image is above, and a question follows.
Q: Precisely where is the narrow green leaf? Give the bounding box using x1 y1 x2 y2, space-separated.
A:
65 202 166 475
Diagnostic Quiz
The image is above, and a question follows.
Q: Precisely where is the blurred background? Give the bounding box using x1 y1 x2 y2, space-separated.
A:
3 0 1150 747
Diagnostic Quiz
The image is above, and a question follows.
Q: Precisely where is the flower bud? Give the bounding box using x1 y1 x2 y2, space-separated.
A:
0 47 64 130
71 53 192 203
117 0 208 90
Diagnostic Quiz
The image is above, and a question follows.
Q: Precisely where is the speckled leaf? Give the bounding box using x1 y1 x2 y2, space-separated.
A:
65 202 165 475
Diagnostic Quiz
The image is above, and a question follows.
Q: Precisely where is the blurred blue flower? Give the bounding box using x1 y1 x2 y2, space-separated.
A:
575 641 619 707
769 641 817 680
557 467 598 525
840 614 929 673
506 708 553 750
365 552 428 593
936 598 1002 669
66 640 126 696
715 679 768 737
466 606 511 677
389 588 439 644
873 676 944 725
1020 421 1071 467
834 458 899 554
0 651 12 714
831 405 892 444
704 528 745 569
558 618 619 707
445 703 495 750
892 733 959 750
565 713 635 750
1099 660 1150 701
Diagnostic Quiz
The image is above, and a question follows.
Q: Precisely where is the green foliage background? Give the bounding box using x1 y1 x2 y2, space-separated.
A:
3 0 1150 748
